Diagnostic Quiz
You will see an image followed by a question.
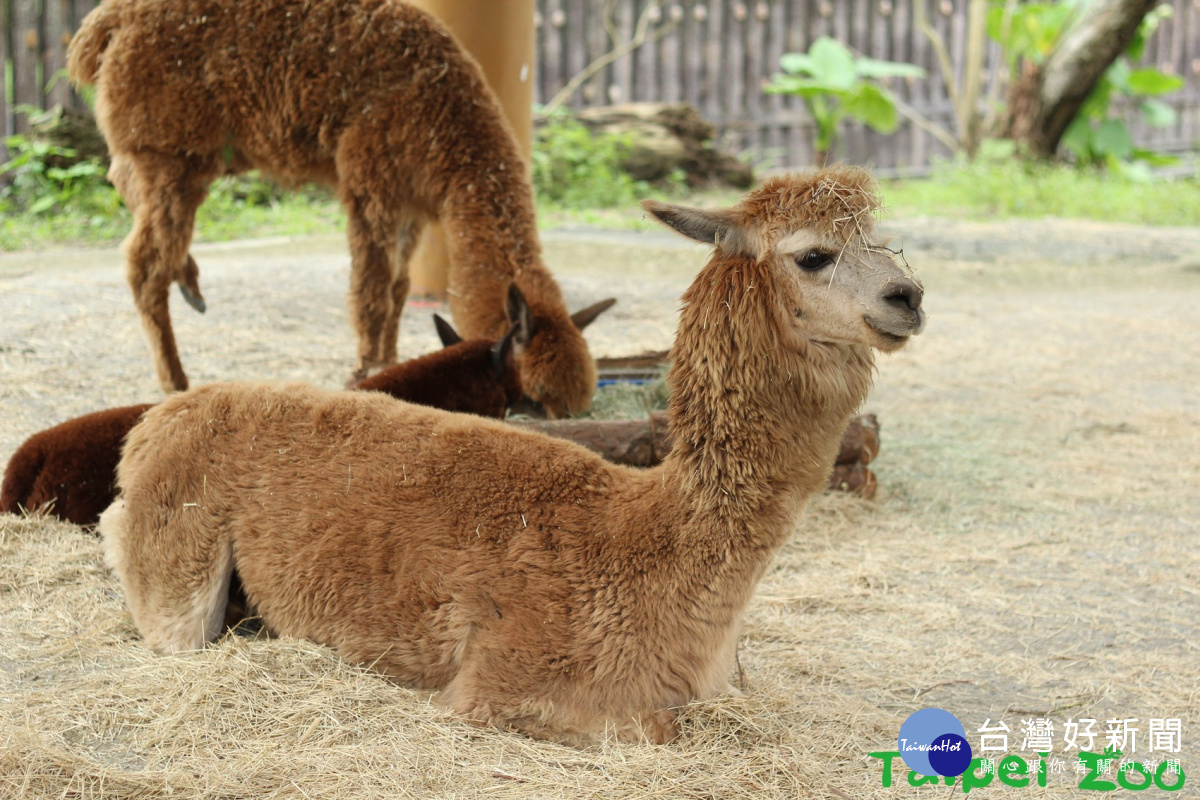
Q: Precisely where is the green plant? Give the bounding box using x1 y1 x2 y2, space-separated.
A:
765 37 925 167
881 141 1200 226
531 110 654 209
987 1 1181 171
0 135 119 216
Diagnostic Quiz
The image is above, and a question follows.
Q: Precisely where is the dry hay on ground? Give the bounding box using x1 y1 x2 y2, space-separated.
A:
2 222 1199 798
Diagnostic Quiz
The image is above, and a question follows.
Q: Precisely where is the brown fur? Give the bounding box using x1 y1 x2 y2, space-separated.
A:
0 404 155 525
352 335 522 421
2 321 521 527
67 0 604 416
100 168 924 745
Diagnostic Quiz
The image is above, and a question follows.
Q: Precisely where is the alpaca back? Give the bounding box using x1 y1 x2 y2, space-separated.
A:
113 383 621 679
353 339 521 419
82 0 519 202
1 404 154 524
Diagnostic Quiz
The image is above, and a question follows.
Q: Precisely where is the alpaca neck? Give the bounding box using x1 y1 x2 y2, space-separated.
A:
441 162 562 338
661 254 874 542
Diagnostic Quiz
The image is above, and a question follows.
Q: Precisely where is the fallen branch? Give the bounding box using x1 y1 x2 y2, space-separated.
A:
541 2 680 115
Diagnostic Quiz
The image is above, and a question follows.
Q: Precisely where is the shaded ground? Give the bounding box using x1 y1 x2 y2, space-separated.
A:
1 217 1198 798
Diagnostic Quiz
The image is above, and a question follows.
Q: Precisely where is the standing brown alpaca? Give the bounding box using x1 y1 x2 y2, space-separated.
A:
66 0 611 417
100 167 924 744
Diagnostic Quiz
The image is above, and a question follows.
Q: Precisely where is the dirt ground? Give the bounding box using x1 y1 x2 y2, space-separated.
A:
1 215 1198 798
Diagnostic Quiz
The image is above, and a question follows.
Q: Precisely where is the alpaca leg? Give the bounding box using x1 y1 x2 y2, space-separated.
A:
617 709 679 744
119 152 219 393
379 220 423 364
99 499 233 653
346 208 399 379
113 156 207 314
126 225 187 393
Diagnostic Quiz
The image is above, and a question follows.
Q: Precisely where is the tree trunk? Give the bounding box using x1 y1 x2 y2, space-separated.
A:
1002 0 1158 158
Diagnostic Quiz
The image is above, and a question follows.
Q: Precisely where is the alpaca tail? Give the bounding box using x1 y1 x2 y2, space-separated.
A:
66 2 120 85
0 445 45 515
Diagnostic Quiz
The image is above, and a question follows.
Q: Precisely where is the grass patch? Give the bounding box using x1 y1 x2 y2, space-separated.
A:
7 149 1200 253
0 170 344 252
193 179 345 242
579 374 670 420
880 157 1200 226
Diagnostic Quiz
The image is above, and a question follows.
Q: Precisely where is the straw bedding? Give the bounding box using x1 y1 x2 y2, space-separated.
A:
2 222 1198 797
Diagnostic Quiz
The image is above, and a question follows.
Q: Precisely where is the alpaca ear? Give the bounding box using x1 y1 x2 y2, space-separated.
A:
570 297 616 331
433 314 462 347
641 200 754 258
506 284 534 351
491 322 519 380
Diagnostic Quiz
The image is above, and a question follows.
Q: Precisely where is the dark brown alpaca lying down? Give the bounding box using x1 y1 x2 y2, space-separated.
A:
101 168 925 745
1 312 526 526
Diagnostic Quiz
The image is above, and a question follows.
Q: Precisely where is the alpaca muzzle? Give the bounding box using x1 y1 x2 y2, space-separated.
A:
864 278 925 344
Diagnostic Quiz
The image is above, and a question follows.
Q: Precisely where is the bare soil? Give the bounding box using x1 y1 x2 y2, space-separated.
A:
1 217 1198 798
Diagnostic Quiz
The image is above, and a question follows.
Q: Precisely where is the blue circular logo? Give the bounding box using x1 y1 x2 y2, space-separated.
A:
898 708 973 777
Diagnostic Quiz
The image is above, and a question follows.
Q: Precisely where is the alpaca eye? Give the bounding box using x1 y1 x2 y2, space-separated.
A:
796 250 832 271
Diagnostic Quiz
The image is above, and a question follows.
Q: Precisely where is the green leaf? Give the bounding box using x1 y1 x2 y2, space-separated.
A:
1060 117 1095 162
765 75 841 98
1126 4 1174 61
854 57 925 80
1140 98 1177 128
842 84 897 133
985 6 1007 45
807 37 857 90
30 195 56 215
1130 148 1180 167
977 138 1016 162
779 52 816 75
1126 68 1184 97
1093 119 1133 160
1078 79 1113 121
1106 58 1133 93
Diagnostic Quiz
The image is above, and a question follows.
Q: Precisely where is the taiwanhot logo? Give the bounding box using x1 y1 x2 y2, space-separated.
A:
898 708 974 778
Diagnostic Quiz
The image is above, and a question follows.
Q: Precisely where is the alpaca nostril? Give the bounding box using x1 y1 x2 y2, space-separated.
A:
883 280 923 312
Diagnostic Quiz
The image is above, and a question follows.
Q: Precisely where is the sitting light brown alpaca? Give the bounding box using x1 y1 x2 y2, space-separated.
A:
100 167 924 745
67 0 611 417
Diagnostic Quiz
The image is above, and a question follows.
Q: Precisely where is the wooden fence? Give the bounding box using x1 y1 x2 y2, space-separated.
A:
3 0 1199 172
535 0 1200 172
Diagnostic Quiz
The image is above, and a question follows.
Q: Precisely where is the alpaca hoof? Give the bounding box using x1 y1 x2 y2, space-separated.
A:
178 283 206 313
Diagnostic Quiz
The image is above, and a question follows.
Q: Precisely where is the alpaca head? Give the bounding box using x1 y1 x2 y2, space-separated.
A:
511 294 616 419
434 308 526 415
644 166 923 357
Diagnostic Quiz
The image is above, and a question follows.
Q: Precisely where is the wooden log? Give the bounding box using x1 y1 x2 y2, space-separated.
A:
573 102 754 188
837 413 879 465
596 349 670 383
828 462 877 500
508 412 882 497
510 411 673 467
26 106 110 167
596 349 670 371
